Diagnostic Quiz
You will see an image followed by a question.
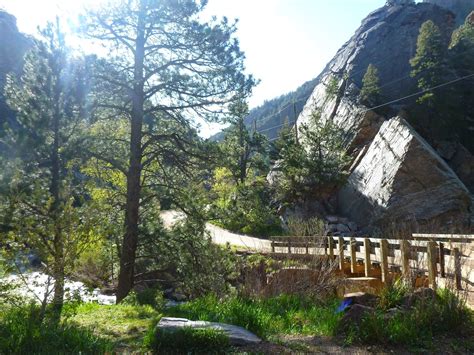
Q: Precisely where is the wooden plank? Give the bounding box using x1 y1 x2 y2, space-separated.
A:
453 247 462 290
288 239 291 254
338 236 344 270
271 240 275 253
380 239 389 283
364 238 371 277
400 240 411 277
439 242 445 278
350 237 357 274
427 241 437 289
328 237 334 259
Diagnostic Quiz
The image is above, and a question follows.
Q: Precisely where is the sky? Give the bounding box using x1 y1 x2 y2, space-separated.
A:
0 0 389 136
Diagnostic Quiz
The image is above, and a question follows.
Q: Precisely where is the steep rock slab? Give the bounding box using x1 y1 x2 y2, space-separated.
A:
338 117 471 231
157 317 262 346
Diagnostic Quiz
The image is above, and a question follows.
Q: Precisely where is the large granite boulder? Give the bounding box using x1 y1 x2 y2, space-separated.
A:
157 317 262 346
338 117 471 231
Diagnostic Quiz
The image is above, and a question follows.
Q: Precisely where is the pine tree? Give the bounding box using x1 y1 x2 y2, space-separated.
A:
82 0 255 301
1 22 96 322
410 20 446 104
359 64 381 105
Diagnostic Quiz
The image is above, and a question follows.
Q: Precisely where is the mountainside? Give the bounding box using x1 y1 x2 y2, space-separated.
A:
0 11 31 129
424 0 474 24
293 0 474 232
211 77 317 141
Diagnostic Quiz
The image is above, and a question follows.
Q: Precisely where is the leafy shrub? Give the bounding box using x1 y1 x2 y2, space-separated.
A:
122 288 165 310
144 326 230 354
0 303 112 354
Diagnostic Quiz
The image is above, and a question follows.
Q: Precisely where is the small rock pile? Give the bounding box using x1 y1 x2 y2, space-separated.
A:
324 215 360 237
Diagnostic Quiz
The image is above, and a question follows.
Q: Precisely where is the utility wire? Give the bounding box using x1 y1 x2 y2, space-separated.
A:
266 72 474 142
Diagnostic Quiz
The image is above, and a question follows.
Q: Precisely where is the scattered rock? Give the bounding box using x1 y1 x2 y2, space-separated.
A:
157 317 262 346
341 304 375 327
336 223 351 233
401 287 436 308
170 292 187 302
344 292 379 307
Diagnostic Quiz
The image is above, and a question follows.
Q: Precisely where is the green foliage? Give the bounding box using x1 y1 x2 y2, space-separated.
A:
210 167 282 236
0 303 112 354
377 279 410 310
410 20 446 104
167 294 341 339
144 327 230 354
344 289 473 349
122 288 165 310
325 75 340 100
273 108 349 204
359 64 381 105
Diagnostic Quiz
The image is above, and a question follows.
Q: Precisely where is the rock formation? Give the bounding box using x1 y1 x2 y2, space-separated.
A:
294 2 473 232
338 117 471 230
0 11 30 128
423 0 474 24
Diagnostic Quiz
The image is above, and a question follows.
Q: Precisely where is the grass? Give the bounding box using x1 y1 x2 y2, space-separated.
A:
344 288 474 351
144 326 231 354
165 294 342 339
67 302 161 350
0 303 113 354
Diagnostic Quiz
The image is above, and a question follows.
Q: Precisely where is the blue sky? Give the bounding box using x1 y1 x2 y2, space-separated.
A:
0 0 389 135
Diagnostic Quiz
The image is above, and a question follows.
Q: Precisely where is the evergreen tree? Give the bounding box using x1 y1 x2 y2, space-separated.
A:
82 0 254 301
1 22 96 322
359 64 381 105
221 100 268 184
410 20 446 104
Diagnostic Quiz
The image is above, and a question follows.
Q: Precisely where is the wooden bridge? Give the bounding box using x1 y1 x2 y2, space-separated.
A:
269 234 474 294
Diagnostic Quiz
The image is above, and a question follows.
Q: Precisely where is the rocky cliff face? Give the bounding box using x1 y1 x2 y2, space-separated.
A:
0 11 30 128
424 0 474 24
295 2 473 232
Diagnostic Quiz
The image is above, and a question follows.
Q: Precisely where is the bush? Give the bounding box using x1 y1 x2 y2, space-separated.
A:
0 303 112 354
122 288 165 310
144 326 230 354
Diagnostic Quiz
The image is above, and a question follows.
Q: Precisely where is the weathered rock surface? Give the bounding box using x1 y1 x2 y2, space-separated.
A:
157 317 262 346
423 0 474 24
338 117 471 231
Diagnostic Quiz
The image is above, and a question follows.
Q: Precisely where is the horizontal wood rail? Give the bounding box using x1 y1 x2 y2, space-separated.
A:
269 234 473 290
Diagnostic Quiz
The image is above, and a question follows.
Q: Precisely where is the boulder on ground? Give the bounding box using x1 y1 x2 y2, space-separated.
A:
341 304 375 328
344 291 379 307
157 317 262 346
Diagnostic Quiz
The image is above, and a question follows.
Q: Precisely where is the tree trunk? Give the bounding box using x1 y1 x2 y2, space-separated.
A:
50 99 64 322
116 5 145 303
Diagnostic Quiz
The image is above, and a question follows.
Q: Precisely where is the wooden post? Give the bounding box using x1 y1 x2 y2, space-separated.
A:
328 237 334 259
400 240 411 277
364 238 371 277
453 247 462 290
427 241 437 289
288 239 292 254
338 237 344 271
271 240 275 253
380 239 389 283
305 239 309 255
439 242 445 278
350 237 357 274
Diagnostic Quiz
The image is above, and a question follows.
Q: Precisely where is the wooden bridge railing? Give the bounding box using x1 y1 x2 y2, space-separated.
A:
269 234 474 290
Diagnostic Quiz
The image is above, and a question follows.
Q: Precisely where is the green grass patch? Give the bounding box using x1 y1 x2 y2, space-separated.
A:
165 294 342 339
143 326 230 354
0 303 113 354
67 302 161 350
